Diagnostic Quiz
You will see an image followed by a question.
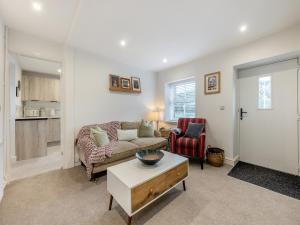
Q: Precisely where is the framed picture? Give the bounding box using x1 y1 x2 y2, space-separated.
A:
109 74 120 90
120 77 131 89
131 77 141 92
204 72 221 94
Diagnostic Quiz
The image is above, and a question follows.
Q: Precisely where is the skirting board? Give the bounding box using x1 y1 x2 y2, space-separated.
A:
224 155 239 166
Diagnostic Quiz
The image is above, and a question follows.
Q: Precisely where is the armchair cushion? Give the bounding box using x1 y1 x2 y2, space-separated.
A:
184 123 204 138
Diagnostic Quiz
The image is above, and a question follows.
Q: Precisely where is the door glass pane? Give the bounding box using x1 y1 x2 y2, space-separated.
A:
258 76 271 109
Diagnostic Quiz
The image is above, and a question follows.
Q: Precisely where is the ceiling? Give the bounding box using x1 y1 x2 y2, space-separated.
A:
16 54 61 75
1 0 300 71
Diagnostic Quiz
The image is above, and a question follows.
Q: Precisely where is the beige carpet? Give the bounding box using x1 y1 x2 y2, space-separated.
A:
0 163 300 225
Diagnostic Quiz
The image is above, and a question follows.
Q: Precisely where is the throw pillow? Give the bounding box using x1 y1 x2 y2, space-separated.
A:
172 128 182 135
117 129 138 141
139 120 154 137
90 127 110 147
184 123 204 138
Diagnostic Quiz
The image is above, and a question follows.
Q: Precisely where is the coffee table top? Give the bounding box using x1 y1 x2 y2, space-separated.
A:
107 150 188 188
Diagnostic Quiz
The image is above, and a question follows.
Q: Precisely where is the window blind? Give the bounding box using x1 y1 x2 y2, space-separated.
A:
168 79 196 121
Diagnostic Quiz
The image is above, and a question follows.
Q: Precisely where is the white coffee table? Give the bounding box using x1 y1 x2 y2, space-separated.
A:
107 150 189 225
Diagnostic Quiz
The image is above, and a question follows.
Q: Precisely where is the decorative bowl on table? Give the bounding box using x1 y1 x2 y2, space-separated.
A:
136 149 164 165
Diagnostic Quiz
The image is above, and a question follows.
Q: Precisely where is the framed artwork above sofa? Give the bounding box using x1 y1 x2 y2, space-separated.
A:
109 74 141 93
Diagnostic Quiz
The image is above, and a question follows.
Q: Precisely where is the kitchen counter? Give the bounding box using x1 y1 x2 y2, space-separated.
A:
15 117 61 161
16 116 60 121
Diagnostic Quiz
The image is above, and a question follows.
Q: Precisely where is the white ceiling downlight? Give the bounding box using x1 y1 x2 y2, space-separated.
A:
32 1 42 12
120 40 126 47
163 58 168 63
240 24 248 33
1 0 300 71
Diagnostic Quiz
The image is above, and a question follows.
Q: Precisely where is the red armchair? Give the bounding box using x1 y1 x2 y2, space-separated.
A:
169 118 206 169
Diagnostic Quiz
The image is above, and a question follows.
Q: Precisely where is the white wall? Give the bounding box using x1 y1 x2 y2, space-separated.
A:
8 54 21 108
74 50 157 132
157 24 300 162
0 18 6 202
6 54 22 162
8 29 63 62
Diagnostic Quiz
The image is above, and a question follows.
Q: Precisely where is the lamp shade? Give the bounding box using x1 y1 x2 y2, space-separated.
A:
147 108 162 121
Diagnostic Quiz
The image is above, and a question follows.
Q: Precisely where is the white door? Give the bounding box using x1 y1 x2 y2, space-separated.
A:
239 59 299 175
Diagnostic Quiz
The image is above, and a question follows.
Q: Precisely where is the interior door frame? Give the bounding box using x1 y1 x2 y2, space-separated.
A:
4 51 65 182
233 54 300 175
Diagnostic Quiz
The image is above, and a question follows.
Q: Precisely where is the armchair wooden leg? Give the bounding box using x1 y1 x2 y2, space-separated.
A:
200 158 204 170
108 195 113 210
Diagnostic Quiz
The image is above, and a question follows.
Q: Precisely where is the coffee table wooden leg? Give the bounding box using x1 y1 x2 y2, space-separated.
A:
109 195 113 210
182 180 186 191
127 216 132 225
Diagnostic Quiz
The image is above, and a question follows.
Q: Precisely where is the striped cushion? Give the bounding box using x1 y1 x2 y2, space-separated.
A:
178 118 206 134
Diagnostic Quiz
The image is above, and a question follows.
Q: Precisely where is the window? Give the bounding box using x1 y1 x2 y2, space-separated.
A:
258 76 272 109
167 79 196 121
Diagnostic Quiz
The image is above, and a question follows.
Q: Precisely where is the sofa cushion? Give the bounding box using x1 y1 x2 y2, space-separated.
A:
90 127 110 147
139 120 155 137
130 137 167 150
94 141 138 166
117 129 138 141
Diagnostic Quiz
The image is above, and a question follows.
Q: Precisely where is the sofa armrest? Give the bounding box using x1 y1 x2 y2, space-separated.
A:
77 136 114 164
154 130 161 137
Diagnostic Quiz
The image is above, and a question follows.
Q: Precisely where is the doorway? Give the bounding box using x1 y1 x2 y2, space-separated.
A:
238 58 299 175
7 52 63 181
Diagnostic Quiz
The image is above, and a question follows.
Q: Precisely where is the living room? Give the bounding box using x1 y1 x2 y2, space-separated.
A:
0 1 300 225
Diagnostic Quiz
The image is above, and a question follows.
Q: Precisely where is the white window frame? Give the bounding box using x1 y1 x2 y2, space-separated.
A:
257 75 272 110
165 77 196 122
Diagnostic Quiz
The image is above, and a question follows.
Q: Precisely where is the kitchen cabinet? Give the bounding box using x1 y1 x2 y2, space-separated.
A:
21 72 60 102
15 119 48 161
47 118 61 142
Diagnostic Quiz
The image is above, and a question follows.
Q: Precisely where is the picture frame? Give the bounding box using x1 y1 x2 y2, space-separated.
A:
109 74 120 91
204 71 221 95
131 77 141 93
120 77 131 90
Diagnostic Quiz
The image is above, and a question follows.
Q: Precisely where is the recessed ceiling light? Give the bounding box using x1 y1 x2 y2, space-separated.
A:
163 58 168 63
240 24 247 33
120 40 126 47
57 68 62 74
32 1 42 11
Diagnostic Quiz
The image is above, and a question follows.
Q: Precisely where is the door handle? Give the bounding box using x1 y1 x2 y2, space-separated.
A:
240 108 248 120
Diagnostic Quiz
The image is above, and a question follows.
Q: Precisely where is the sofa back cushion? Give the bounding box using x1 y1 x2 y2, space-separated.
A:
98 121 120 141
121 121 141 130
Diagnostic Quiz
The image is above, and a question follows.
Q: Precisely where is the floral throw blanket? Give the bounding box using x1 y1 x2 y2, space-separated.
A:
76 121 121 179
